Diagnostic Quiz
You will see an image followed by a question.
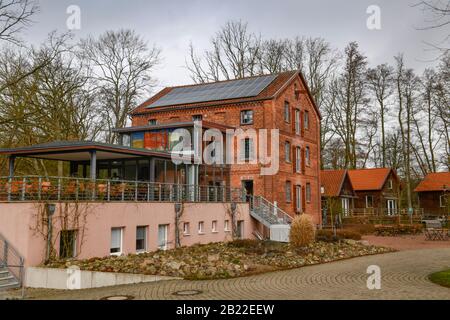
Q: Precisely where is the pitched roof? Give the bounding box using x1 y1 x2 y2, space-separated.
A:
348 168 393 191
130 70 321 119
321 170 348 197
414 172 450 192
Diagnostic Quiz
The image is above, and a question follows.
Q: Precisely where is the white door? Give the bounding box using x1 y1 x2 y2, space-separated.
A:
158 224 168 250
341 198 350 216
387 200 396 215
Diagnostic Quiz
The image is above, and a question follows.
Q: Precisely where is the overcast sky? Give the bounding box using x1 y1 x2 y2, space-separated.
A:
22 0 448 90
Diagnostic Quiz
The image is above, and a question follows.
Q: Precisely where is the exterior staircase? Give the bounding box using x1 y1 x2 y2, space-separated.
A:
0 233 24 293
249 196 292 242
0 267 20 290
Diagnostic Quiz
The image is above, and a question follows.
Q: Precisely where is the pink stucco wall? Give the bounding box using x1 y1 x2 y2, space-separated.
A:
0 202 253 267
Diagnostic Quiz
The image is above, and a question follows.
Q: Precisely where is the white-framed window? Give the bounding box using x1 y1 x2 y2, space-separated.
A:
296 185 302 212
240 110 254 125
284 101 290 123
286 181 292 203
212 220 218 233
306 183 311 203
366 195 374 208
240 138 255 161
440 195 448 208
305 146 311 166
388 179 393 189
295 109 301 134
136 226 147 253
296 147 301 173
198 221 205 234
158 224 169 250
110 227 123 256
183 222 190 235
224 219 230 232
304 110 310 130
148 119 157 125
192 114 202 122
285 141 291 162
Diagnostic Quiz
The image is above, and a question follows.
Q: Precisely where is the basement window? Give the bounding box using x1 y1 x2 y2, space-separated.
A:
110 227 123 256
59 230 77 259
136 226 147 253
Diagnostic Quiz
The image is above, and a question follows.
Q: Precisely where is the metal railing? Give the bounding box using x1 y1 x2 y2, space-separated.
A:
250 195 292 225
349 208 424 217
0 233 24 289
0 176 246 203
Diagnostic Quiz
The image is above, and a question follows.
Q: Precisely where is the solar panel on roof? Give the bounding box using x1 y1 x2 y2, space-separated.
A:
147 74 277 108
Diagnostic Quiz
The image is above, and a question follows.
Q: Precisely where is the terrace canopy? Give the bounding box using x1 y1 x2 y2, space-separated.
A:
0 141 172 180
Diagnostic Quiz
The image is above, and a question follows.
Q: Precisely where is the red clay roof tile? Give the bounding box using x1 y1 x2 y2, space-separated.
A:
414 172 450 192
321 170 347 197
348 168 393 191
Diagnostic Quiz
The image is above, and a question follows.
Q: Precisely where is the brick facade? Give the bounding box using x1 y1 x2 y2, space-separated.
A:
130 72 322 224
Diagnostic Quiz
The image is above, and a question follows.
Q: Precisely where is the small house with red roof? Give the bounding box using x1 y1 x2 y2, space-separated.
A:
320 169 356 222
348 168 401 215
414 172 450 217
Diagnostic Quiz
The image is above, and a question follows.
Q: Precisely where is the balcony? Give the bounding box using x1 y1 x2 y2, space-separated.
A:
0 176 245 203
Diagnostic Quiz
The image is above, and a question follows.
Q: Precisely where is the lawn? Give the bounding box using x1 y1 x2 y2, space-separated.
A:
429 269 450 288
45 239 394 280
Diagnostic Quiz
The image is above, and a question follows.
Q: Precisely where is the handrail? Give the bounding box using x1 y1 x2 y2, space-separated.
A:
0 232 25 291
251 195 292 224
0 176 246 204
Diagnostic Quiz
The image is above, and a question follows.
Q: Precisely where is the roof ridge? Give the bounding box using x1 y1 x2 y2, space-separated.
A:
161 71 295 90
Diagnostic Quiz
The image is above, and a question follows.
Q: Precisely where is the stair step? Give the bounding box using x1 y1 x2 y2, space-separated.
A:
0 281 20 290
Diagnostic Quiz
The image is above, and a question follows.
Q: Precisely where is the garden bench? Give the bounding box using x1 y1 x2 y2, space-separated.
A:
424 220 448 241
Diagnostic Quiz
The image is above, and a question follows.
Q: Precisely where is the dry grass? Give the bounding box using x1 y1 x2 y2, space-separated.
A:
290 214 316 247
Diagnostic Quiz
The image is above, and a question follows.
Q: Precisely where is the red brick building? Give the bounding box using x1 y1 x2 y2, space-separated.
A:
130 71 322 223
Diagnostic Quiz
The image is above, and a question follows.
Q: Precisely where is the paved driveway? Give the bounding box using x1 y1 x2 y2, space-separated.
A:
18 248 450 300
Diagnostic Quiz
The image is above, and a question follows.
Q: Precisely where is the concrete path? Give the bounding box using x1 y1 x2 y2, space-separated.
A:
14 248 450 300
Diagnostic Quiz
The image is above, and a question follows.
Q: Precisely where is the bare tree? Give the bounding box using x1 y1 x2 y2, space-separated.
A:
414 0 450 30
80 29 161 143
329 42 368 169
0 0 38 45
187 20 261 83
395 54 420 211
434 53 450 169
367 64 394 167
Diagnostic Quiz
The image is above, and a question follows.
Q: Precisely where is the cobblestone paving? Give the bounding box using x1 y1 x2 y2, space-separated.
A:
19 248 450 300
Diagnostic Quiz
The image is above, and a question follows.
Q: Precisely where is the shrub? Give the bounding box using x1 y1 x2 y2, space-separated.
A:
316 229 362 242
344 224 375 235
374 224 423 236
337 229 362 240
316 229 338 242
290 214 316 247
